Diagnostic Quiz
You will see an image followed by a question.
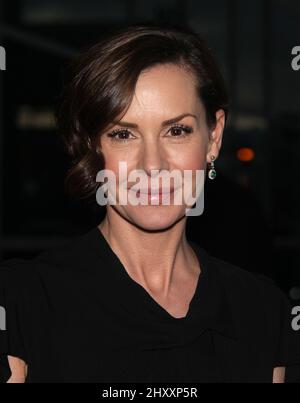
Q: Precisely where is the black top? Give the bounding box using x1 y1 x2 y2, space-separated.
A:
0 226 300 383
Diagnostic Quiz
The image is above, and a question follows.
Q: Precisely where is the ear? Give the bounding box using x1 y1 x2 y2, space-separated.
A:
206 109 225 163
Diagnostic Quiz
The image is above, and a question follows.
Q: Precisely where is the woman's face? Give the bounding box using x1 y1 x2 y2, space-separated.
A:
98 63 224 231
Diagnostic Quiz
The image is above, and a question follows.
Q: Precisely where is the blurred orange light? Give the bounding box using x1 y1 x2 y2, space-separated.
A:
237 147 255 162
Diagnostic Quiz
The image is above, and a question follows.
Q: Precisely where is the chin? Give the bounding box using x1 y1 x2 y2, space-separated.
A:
118 204 186 232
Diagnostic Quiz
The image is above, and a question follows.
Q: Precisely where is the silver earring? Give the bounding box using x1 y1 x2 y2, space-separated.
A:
208 155 217 180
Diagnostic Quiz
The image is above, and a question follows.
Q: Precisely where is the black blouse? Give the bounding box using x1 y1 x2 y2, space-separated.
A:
0 226 300 383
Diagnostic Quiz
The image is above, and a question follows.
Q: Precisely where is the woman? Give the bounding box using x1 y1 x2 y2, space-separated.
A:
1 23 300 383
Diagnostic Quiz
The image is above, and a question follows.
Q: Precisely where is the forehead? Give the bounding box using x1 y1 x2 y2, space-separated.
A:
124 64 203 120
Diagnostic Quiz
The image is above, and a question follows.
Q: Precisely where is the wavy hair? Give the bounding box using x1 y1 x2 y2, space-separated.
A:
56 22 229 200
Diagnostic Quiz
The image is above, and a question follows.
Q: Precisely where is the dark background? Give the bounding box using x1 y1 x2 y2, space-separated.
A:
0 0 299 302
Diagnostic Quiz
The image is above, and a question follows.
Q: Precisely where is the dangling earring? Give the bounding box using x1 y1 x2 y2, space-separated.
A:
208 155 217 180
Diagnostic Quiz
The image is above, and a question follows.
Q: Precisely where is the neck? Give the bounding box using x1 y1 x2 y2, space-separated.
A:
97 207 200 297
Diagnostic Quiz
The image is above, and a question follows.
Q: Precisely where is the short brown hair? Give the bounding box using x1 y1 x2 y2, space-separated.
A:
56 22 229 200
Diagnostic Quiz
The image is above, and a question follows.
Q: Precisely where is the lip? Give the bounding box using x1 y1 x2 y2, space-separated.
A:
135 188 175 195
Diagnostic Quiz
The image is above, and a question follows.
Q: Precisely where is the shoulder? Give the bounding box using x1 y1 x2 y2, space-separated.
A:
0 229 97 277
199 248 294 335
0 258 36 295
207 251 287 306
203 250 300 369
0 230 97 357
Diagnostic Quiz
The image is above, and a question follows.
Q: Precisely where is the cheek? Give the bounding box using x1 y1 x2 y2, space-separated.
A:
102 158 120 173
170 145 207 195
100 149 137 187
172 148 206 171
100 146 130 172
168 132 209 171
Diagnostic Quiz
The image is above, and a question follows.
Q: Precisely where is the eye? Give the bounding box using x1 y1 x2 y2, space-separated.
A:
106 128 134 143
106 124 193 143
167 124 193 138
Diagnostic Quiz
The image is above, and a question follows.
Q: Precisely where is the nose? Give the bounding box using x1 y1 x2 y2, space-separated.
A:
138 137 170 178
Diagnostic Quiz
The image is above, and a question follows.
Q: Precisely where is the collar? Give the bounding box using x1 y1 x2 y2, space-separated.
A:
186 241 239 341
85 226 238 349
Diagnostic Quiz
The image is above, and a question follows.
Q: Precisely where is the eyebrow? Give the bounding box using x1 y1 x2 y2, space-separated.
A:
112 113 197 128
